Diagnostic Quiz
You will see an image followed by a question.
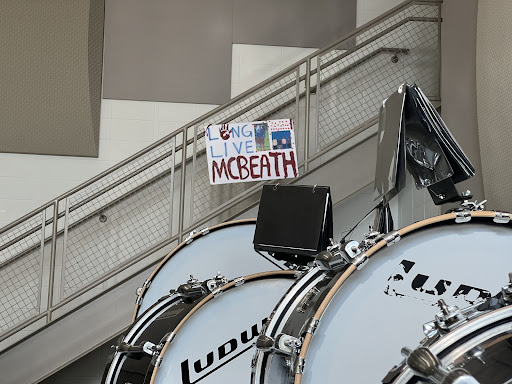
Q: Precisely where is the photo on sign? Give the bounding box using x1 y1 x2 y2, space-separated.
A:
254 123 270 152
271 130 292 150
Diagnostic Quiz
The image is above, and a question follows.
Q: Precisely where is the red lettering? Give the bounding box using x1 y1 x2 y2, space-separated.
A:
260 155 271 178
268 152 281 177
212 159 228 183
236 156 250 180
249 156 260 179
227 157 239 179
282 151 298 178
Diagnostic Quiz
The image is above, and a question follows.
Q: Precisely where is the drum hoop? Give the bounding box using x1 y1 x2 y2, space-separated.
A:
132 218 257 322
105 294 184 383
294 210 510 384
149 269 297 384
394 305 512 383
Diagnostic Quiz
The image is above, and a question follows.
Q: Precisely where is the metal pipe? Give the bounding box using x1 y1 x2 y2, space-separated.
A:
168 137 176 237
189 125 198 226
36 209 46 314
178 129 188 241
304 59 312 172
46 201 59 322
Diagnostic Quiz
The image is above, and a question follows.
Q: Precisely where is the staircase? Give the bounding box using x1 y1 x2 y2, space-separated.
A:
0 1 442 383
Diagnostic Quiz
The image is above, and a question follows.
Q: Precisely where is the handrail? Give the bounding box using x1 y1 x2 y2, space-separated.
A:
0 0 442 346
0 45 411 264
0 1 440 235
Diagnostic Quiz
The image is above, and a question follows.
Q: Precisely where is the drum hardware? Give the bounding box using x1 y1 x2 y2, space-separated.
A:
113 340 161 356
384 230 401 246
176 273 228 302
384 273 512 384
296 287 320 313
199 227 210 235
493 211 511 224
455 210 472 223
184 230 197 244
305 318 320 335
400 346 479 384
234 276 245 286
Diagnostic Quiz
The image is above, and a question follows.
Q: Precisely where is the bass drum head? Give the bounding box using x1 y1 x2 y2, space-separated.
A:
154 277 294 384
301 221 512 383
137 220 285 316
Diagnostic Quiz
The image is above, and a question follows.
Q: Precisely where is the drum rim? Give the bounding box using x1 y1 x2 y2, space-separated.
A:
105 294 184 384
149 269 297 384
293 210 511 384
132 218 257 322
392 305 512 383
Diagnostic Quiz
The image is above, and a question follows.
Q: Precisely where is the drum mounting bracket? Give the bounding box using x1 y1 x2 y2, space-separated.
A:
455 210 471 223
384 231 401 246
494 211 511 224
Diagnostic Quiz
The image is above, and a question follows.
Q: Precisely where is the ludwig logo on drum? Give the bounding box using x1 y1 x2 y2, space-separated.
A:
180 319 266 384
384 260 491 306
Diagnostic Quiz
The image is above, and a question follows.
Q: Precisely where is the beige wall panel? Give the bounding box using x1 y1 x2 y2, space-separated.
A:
0 0 104 157
476 1 512 211
441 0 484 203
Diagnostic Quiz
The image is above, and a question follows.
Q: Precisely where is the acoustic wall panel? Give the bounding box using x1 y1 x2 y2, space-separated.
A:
233 0 356 49
476 1 512 211
103 0 233 105
0 0 104 157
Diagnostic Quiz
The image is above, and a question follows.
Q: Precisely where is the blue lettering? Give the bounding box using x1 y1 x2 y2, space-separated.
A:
231 125 241 138
208 126 219 141
245 140 254 154
233 141 243 154
241 125 253 138
224 142 228 157
210 146 222 158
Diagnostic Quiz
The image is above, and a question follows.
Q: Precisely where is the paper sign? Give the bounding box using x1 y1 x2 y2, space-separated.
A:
205 119 299 185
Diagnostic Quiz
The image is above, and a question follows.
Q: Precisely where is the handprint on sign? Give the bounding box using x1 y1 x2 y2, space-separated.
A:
219 125 231 140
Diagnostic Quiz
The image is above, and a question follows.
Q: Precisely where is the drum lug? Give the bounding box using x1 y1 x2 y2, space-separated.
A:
455 210 471 223
306 318 320 335
494 211 511 224
401 346 477 384
115 340 158 356
295 357 306 375
154 355 163 367
200 227 210 235
255 333 302 356
211 287 223 297
234 276 245 286
185 230 197 244
135 287 142 297
501 272 512 303
383 231 401 246
296 287 320 313
351 252 368 270
135 295 143 306
143 279 151 289
163 331 176 344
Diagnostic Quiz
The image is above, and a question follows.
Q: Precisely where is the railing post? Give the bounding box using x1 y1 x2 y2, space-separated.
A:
178 129 188 242
304 58 312 172
47 200 59 322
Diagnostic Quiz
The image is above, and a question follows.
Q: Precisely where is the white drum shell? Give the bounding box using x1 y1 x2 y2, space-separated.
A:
154 278 294 384
297 223 511 383
138 223 285 315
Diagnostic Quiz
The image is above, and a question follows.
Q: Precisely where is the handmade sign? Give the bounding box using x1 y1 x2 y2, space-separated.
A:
205 119 299 185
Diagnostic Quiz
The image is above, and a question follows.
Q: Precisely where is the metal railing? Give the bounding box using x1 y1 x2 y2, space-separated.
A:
0 0 442 348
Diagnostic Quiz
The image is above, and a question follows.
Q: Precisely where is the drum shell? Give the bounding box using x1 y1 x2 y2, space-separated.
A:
252 212 512 384
133 220 286 319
